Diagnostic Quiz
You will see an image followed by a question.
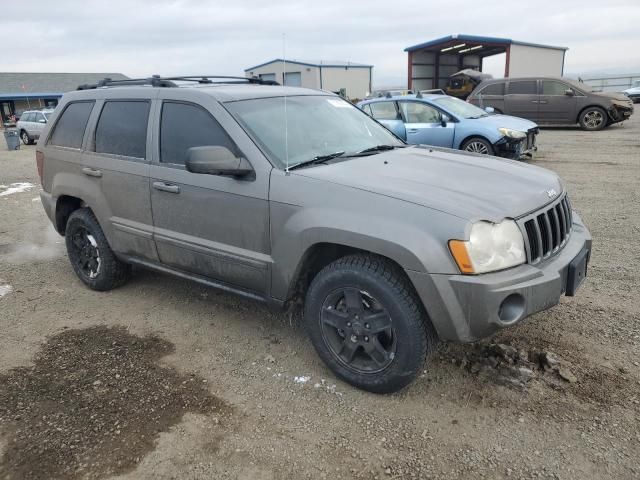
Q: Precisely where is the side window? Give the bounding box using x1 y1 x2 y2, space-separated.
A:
35 113 46 123
160 102 237 165
361 104 373 115
369 102 399 121
541 81 570 96
507 81 538 95
479 83 505 96
399 102 441 123
23 113 34 122
49 101 94 149
95 101 150 158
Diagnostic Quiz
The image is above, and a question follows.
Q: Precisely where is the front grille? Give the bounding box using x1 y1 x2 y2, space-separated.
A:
520 194 573 264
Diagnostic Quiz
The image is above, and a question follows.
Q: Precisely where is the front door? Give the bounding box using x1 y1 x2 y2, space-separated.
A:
398 101 455 147
504 80 539 121
537 80 578 124
150 92 271 294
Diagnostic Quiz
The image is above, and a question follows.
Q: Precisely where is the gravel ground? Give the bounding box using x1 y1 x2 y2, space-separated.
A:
0 115 639 480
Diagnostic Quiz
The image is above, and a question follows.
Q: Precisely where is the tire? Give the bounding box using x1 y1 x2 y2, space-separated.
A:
303 254 438 393
20 130 32 145
461 137 495 155
65 208 131 291
579 106 607 131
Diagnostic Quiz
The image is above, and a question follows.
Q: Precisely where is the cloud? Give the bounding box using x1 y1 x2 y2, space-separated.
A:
3 0 639 87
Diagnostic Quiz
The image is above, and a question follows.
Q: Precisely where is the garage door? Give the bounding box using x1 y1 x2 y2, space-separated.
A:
284 72 302 87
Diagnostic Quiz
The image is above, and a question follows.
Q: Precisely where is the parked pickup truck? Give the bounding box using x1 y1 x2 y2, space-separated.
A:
36 75 592 393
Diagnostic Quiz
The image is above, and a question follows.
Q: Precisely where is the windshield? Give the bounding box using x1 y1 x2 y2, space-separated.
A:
434 96 488 119
226 95 404 169
44 112 52 120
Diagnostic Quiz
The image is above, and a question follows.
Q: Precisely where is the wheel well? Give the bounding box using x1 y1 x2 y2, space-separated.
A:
55 195 83 234
459 135 494 150
286 243 408 303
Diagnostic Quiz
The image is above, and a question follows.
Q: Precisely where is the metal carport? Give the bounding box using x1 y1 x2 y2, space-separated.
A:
405 34 568 91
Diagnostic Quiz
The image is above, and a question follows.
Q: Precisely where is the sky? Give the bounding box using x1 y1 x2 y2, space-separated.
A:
4 0 640 88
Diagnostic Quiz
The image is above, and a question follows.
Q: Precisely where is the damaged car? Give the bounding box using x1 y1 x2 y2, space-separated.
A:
358 93 538 159
468 76 634 131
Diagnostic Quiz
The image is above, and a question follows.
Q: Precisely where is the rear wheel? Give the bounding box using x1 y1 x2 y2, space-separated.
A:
461 137 494 155
20 130 32 145
579 107 607 131
65 208 131 291
304 254 438 393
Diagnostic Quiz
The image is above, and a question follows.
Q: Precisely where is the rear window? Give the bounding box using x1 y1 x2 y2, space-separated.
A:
95 101 150 158
49 101 94 149
478 83 505 96
508 81 538 95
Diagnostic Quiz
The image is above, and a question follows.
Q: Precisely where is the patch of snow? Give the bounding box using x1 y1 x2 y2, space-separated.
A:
293 375 310 384
0 284 13 298
0 182 34 197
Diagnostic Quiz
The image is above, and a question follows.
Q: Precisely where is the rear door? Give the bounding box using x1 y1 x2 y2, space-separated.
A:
82 94 158 261
504 80 539 121
538 80 578 124
149 90 272 294
397 100 455 147
367 101 406 139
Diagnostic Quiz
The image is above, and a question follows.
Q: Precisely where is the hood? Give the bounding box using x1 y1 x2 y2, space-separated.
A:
623 87 640 94
474 114 538 131
593 90 630 102
294 147 562 222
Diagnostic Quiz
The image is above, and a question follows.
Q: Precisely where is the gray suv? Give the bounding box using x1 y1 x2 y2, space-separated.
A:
37 76 592 393
467 77 634 130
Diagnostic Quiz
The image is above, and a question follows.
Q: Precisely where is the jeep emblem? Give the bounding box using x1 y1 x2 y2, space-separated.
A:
546 189 557 198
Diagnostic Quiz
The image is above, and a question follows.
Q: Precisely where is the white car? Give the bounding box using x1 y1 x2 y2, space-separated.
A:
623 81 640 103
16 109 54 145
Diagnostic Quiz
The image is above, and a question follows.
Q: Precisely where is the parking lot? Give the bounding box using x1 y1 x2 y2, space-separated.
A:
0 115 639 479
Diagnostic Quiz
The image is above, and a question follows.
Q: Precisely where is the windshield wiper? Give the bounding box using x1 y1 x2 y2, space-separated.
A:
288 151 346 171
355 144 400 154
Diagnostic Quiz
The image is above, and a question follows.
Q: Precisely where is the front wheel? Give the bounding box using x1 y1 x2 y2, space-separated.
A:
461 137 494 155
304 254 438 393
579 107 607 131
20 130 32 145
65 208 131 291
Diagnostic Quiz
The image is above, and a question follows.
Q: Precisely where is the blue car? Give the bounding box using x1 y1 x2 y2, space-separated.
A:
358 93 538 159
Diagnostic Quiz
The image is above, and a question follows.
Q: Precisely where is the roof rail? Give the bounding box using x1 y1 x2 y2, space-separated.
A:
77 74 280 90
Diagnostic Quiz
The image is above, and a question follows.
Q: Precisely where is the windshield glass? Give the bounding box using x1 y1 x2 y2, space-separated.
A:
434 96 488 119
44 112 52 120
226 95 404 169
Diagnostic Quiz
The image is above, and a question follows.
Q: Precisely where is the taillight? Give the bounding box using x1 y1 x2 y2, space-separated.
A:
36 150 44 187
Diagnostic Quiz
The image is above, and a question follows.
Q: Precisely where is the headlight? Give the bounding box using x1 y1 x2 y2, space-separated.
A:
449 220 526 274
498 127 526 139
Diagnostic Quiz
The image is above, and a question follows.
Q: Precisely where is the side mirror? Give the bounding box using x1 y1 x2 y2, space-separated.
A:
185 146 253 178
564 89 575 96
440 114 450 127
484 106 495 114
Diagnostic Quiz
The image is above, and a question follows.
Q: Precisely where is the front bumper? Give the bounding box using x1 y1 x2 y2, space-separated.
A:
608 103 634 122
407 213 591 342
494 128 538 160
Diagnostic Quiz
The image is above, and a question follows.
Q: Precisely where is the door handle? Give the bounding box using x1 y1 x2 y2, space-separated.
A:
82 167 102 178
407 128 419 133
538 100 548 104
153 181 180 194
530 100 539 104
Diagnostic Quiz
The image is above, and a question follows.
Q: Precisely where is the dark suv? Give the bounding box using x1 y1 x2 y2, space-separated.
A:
36 75 591 393
467 76 634 130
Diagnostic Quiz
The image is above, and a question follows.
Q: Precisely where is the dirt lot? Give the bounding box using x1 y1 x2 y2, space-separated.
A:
1 116 639 480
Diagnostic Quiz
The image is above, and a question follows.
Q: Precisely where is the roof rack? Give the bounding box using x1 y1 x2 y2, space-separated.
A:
77 74 280 90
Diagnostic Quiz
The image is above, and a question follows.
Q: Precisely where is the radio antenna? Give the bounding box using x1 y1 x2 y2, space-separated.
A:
283 33 290 174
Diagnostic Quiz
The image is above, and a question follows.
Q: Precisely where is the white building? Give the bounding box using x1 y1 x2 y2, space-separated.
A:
244 59 373 100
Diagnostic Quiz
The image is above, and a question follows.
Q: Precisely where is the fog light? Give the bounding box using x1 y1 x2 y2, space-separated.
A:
498 294 525 323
